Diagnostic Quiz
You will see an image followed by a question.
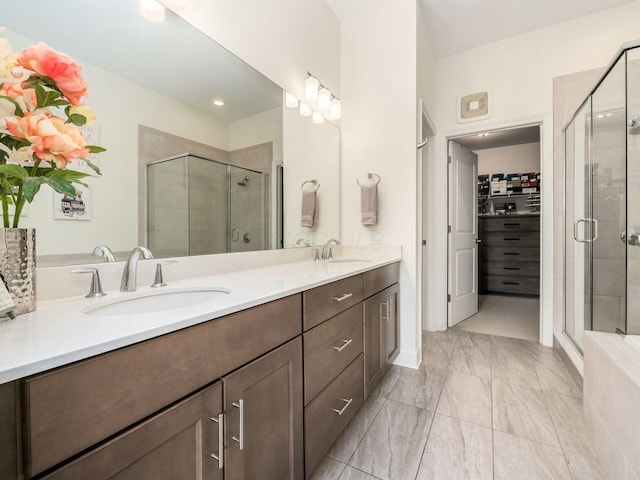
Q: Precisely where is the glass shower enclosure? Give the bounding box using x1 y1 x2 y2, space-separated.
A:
564 42 640 351
147 153 270 258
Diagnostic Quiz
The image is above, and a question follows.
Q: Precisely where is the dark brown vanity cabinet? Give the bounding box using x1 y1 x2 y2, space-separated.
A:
363 264 400 400
42 382 225 480
223 337 303 480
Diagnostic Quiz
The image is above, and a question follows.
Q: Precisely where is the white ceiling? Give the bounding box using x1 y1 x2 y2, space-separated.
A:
325 0 637 57
453 125 540 151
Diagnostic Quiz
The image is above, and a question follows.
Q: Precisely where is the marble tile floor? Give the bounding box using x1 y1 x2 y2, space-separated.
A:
309 329 607 480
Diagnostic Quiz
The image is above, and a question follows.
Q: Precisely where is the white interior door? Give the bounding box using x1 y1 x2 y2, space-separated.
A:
448 141 479 326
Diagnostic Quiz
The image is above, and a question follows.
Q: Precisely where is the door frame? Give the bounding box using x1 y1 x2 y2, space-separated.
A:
425 113 553 346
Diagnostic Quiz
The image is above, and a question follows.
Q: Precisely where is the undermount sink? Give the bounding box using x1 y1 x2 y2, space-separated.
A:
82 286 231 316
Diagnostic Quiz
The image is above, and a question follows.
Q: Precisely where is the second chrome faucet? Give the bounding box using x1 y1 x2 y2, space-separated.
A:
120 246 153 292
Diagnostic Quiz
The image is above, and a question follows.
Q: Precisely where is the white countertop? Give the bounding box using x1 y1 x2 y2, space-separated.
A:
0 249 401 384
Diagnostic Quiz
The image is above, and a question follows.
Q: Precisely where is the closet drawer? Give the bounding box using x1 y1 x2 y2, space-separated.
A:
304 355 364 478
303 275 363 331
304 304 363 405
483 246 539 262
483 275 539 295
482 216 539 232
363 263 400 299
483 232 540 247
484 262 539 278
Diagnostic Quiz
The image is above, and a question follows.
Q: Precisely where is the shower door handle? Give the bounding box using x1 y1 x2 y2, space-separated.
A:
574 219 588 243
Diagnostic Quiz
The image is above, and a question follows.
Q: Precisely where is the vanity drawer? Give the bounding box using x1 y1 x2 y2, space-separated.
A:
482 216 539 232
363 262 400 299
304 303 363 404
483 275 539 295
483 246 539 262
484 262 539 278
483 231 540 247
303 275 363 331
23 294 302 477
304 355 364 478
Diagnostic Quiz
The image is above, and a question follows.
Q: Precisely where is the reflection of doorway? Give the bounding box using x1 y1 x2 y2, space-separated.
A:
447 125 542 342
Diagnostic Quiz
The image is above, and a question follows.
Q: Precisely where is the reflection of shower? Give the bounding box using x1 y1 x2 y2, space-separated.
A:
237 176 250 186
629 116 640 134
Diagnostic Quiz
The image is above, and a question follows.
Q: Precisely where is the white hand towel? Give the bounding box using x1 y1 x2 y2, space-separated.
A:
361 184 377 226
301 190 316 227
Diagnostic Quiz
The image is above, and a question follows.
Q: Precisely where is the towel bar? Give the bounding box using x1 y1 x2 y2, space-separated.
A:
301 179 320 192
356 173 381 186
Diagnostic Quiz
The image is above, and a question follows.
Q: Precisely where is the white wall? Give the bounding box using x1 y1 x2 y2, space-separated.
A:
477 142 540 175
341 0 422 367
427 2 640 341
172 0 341 102
282 108 340 248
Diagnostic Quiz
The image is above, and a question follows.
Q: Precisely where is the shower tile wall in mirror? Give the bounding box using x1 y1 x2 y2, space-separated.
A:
3 0 340 266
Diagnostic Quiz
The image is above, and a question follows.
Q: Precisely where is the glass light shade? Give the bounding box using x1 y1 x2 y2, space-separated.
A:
140 0 165 22
299 102 312 117
305 76 319 102
285 92 299 108
312 111 324 124
318 88 331 112
329 98 341 120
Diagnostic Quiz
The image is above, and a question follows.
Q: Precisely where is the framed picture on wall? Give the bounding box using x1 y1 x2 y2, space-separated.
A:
53 187 91 221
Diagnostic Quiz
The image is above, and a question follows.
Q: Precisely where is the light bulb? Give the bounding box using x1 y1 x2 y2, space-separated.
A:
299 103 312 117
140 0 165 22
305 76 319 103
285 92 299 108
318 88 331 112
329 98 341 120
312 111 324 124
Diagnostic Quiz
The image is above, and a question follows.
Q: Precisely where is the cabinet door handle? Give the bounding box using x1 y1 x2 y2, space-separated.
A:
503 237 520 241
210 413 224 469
503 281 520 285
331 398 353 416
503 252 519 256
503 267 520 271
332 338 353 352
231 399 244 450
380 300 390 322
504 223 520 227
333 292 353 302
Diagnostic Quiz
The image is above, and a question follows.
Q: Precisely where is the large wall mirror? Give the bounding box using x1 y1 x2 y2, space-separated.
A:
3 0 340 266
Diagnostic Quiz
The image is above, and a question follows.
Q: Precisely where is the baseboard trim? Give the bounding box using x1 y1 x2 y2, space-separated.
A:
393 348 420 369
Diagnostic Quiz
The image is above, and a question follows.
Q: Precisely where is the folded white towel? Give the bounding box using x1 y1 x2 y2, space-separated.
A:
361 184 377 226
301 190 316 227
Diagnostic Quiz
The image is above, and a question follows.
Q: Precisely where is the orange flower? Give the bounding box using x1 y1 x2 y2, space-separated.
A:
0 82 37 111
6 112 89 168
17 42 87 105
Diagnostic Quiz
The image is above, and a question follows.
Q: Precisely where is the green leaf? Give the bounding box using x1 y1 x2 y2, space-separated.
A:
0 94 24 116
47 169 91 181
0 164 28 179
83 157 101 175
87 145 106 154
22 177 45 202
43 177 76 197
66 114 87 126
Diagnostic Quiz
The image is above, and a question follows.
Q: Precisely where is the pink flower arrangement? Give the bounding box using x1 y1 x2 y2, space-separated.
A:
0 33 104 228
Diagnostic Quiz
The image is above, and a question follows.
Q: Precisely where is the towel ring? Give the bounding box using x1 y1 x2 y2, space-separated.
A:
356 173 381 187
301 179 320 192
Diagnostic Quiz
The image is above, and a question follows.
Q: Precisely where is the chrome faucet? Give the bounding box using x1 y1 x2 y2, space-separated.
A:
296 239 310 247
120 246 153 292
92 245 115 263
320 239 340 260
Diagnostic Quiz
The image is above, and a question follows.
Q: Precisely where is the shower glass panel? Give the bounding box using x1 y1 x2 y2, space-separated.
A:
565 100 592 349
628 48 640 335
564 44 640 350
229 166 269 253
147 154 270 258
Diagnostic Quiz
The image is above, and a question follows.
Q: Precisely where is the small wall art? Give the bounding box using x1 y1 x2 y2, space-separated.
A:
53 187 91 221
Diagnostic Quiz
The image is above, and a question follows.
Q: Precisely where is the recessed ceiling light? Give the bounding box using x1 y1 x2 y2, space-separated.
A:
213 100 224 106
477 132 489 137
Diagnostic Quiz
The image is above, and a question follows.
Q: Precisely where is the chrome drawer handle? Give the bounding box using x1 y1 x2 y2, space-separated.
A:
333 293 353 302
210 413 224 469
331 398 353 416
380 300 390 321
231 399 244 450
332 338 353 352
